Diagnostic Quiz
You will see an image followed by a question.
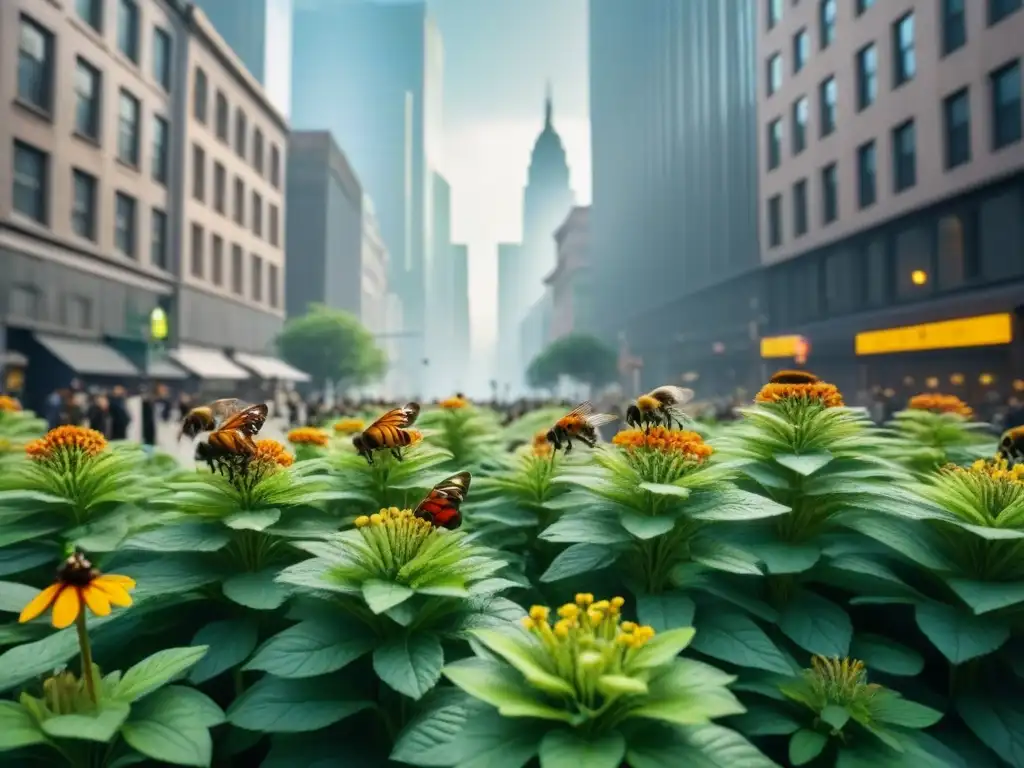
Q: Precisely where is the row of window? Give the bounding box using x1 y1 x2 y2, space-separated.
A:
766 0 836 43
8 284 94 329
193 69 281 189
191 145 280 246
74 0 172 89
187 223 278 307
766 0 1020 35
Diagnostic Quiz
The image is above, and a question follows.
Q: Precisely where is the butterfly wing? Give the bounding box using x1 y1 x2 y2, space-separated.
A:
219 403 269 437
401 402 422 427
414 471 471 530
209 399 244 421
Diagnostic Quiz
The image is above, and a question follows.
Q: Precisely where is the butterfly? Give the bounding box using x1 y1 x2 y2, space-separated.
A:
414 471 471 530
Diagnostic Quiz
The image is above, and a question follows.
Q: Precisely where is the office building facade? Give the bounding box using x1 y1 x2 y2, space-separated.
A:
547 205 591 342
451 243 470 392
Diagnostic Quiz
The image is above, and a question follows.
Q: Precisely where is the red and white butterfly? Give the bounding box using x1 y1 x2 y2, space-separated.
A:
414 471 471 530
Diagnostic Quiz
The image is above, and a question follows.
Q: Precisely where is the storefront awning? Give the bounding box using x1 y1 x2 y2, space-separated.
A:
167 346 250 380
232 352 310 382
1 350 28 367
35 333 140 377
145 357 188 380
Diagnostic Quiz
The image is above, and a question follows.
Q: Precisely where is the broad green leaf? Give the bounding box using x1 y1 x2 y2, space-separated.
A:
222 569 289 611
691 610 793 675
778 591 852 657
869 692 943 729
121 686 224 768
540 543 620 582
915 602 1009 664
637 482 692 499
775 452 833 476
687 488 790 522
954 694 1024 768
636 593 696 632
471 629 576 698
748 542 821 575
42 700 131 743
789 729 828 765
114 555 225 598
820 705 851 731
188 618 260 684
247 617 376 678
849 634 923 677
0 544 54 577
946 579 1024 615
0 519 62 548
631 627 696 668
619 511 677 540
0 700 47 749
539 729 626 768
691 540 762 575
729 704 802 736
626 722 781 768
0 581 38 614
112 646 209 703
121 523 230 553
374 633 445 700
539 515 632 545
227 674 372 733
390 689 484 766
844 516 953 572
362 579 414 613
223 508 282 531
442 710 545 768
443 657 574 722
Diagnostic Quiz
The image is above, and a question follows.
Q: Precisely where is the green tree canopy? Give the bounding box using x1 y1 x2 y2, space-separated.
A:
527 333 617 392
277 304 387 387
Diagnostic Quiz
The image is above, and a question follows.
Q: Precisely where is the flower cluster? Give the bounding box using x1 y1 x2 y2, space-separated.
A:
252 438 295 469
19 551 135 629
531 429 552 457
804 655 880 707
908 393 973 418
355 507 436 566
0 394 22 412
440 396 469 410
612 426 713 462
521 593 654 663
333 418 365 434
286 427 330 447
25 425 108 464
755 380 845 408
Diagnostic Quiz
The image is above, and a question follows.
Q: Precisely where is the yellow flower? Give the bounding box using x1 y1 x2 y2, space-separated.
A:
532 430 553 458
25 425 107 461
440 396 469 410
522 595 656 652
333 418 366 434
252 438 295 468
755 381 844 408
957 456 1024 484
287 427 330 447
19 551 135 629
907 393 973 418
807 655 881 704
0 395 22 413
612 426 714 461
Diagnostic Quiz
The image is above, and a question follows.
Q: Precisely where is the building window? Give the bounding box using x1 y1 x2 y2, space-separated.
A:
74 58 101 140
251 255 264 302
233 177 245 225
856 44 877 110
768 195 783 247
151 208 167 269
214 162 226 214
253 129 265 175
212 235 224 286
61 295 92 330
216 91 229 141
12 141 47 224
118 89 140 166
9 285 41 321
115 192 137 258
252 191 263 237
819 76 836 136
856 0 874 14
990 0 1023 26
193 68 207 123
234 109 247 158
942 0 966 54
893 13 915 87
270 145 281 188
937 214 968 289
991 60 1022 150
71 170 97 240
892 119 916 192
269 265 279 308
943 88 971 169
767 0 782 29
18 15 54 114
192 144 206 201
190 223 204 278
792 97 808 154
231 245 244 294
793 29 809 73
857 140 876 208
821 163 837 224
152 27 172 90
793 179 808 237
819 0 836 49
767 53 783 96
767 119 783 170
269 204 280 246
117 0 139 63
76 0 103 31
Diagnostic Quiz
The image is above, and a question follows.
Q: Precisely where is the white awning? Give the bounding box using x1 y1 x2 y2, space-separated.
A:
167 345 250 380
35 333 139 377
232 352 310 382
146 357 188 380
1 350 28 367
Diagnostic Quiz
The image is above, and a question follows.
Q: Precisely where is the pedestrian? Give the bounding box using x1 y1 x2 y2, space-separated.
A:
109 386 131 441
140 387 157 453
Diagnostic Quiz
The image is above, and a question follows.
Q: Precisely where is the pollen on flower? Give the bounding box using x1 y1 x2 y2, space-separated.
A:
252 438 294 468
25 425 107 461
612 426 714 461
0 395 22 413
908 393 973 418
575 592 594 606
955 456 1024 483
522 596 657 656
333 418 365 434
440 396 468 410
531 430 552 457
286 427 330 447
755 380 845 408
360 506 433 534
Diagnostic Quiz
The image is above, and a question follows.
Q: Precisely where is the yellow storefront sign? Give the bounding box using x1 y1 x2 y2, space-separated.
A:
760 335 803 358
855 313 1013 356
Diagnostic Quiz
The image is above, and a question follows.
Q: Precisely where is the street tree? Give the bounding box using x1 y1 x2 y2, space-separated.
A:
277 304 387 388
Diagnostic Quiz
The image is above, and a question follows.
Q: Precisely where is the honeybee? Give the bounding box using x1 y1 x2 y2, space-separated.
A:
352 402 421 464
414 471 471 530
998 426 1024 465
179 399 268 441
545 401 617 454
194 407 264 477
625 385 695 431
768 370 820 385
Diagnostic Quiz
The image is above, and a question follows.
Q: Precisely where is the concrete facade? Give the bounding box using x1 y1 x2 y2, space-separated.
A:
546 205 590 342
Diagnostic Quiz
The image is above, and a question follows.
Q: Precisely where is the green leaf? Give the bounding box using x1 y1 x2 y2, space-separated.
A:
638 482 692 498
390 689 484 766
915 601 1010 664
954 694 1024 768
775 452 833 476
619 511 677 540
227 673 372 733
114 555 224 598
686 488 790 522
539 515 632 545
121 686 225 768
691 609 793 675
121 522 230 552
0 544 54 577
820 705 850 731
246 616 376 678
222 569 289 611
539 729 626 768
869 692 943 729
374 633 445 700
748 542 821 575
362 579 414 613
789 729 828 765
0 519 62 548
224 508 282 531
540 543 620 582
636 593 696 632
729 704 802 736
626 722 780 768
0 700 47 749
111 646 209 703
441 709 544 768
0 581 37 614
778 591 852 657
631 627 696 668
443 657 575 722
188 619 260 684
946 579 1024 615
691 541 762 575
849 634 923 677
42 700 131 742
470 629 576 698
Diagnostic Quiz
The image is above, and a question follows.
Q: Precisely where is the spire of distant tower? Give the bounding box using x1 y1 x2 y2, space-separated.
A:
544 80 553 128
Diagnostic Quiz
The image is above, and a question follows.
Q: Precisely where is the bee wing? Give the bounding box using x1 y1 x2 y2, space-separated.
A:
209 399 244 420
402 402 422 427
565 401 595 420
585 412 619 429
652 386 695 407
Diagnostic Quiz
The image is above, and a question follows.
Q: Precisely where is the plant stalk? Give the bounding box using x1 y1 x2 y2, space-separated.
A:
75 611 98 706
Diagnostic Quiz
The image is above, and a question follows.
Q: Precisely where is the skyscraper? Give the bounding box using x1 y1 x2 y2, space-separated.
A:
451 244 470 390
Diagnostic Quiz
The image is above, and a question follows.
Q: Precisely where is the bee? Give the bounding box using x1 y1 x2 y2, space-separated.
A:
545 401 617 453
352 402 421 464
414 471 471 530
998 426 1024 465
193 407 263 478
625 385 695 431
768 370 820 385
179 399 268 441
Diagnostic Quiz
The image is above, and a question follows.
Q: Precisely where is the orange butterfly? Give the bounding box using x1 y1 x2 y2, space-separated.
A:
414 471 471 530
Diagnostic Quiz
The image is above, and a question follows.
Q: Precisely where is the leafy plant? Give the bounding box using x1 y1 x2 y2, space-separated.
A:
884 397 995 473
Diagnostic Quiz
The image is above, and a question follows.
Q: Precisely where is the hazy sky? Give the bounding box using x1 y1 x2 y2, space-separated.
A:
426 0 591 351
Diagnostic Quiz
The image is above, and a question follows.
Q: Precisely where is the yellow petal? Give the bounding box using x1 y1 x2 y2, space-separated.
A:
91 579 133 607
96 573 136 589
81 585 111 617
18 583 62 624
52 587 81 629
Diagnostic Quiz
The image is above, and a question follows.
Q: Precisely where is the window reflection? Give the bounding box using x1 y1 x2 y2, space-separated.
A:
937 214 965 288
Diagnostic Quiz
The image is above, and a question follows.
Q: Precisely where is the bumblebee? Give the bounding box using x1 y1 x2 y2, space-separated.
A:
545 401 617 454
998 426 1024 464
195 426 257 479
768 370 820 385
625 385 694 431
180 399 268 441
352 402 421 464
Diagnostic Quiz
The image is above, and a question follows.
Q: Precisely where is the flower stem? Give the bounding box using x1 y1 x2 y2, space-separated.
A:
75 611 98 706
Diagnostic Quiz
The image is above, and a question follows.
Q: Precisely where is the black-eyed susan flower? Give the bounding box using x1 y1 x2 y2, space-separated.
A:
907 392 973 418
755 380 844 408
0 394 22 413
333 417 365 435
440 396 468 410
286 427 330 447
19 551 135 629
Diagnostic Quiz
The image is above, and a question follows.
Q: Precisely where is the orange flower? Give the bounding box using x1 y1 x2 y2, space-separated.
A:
25 425 107 461
252 438 295 468
532 430 552 458
287 427 330 447
612 426 713 462
440 396 468 410
755 381 844 408
333 418 365 434
19 551 135 629
907 393 973 418
0 395 22 413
